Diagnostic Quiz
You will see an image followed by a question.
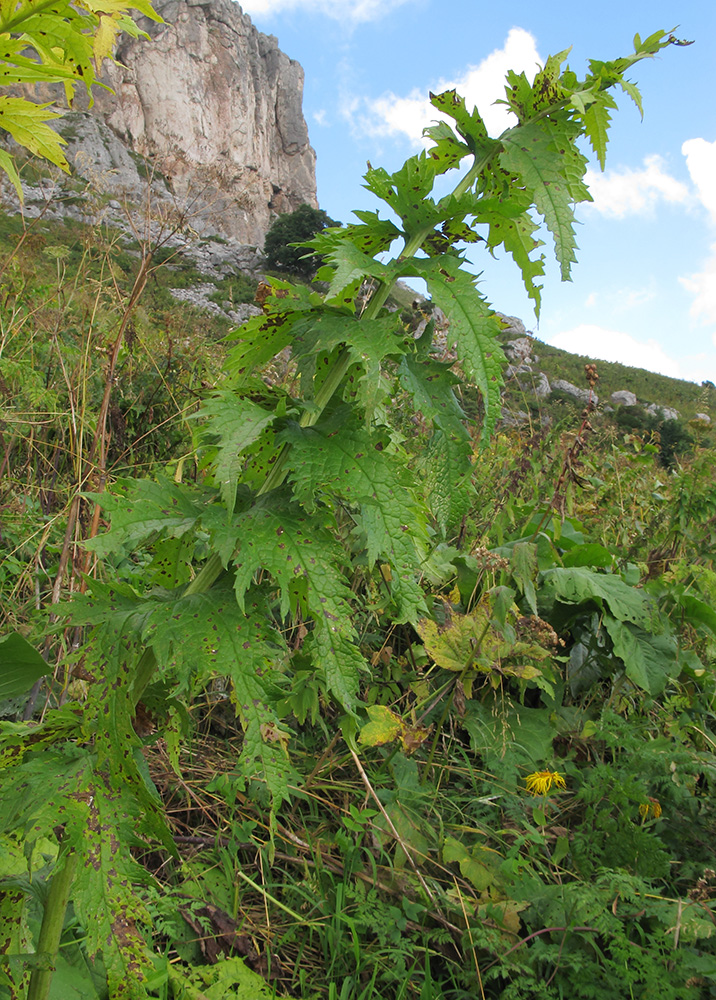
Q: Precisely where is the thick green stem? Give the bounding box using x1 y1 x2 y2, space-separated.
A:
27 848 80 1000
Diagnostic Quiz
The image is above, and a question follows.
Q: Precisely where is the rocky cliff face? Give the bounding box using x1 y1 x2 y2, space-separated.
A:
5 0 317 246
95 0 317 243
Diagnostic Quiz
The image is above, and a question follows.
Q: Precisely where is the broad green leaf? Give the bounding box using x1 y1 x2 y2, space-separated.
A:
603 617 678 695
397 357 473 530
147 535 194 588
167 953 278 999
542 567 655 628
230 496 364 709
291 312 407 418
583 94 616 169
0 147 22 200
511 542 538 616
311 209 401 264
429 89 490 150
0 741 92 836
421 427 473 533
358 704 405 747
282 417 428 622
0 631 47 699
618 78 644 117
0 96 69 170
676 594 716 635
397 356 467 433
143 585 293 808
196 393 279 512
85 478 216 555
443 835 497 891
72 778 155 998
562 544 614 569
323 239 388 301
475 197 545 314
500 122 584 281
462 698 556 771
422 118 469 172
405 256 505 441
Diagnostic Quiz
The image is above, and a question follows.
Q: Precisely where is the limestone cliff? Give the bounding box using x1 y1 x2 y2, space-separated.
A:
4 0 317 246
94 0 317 243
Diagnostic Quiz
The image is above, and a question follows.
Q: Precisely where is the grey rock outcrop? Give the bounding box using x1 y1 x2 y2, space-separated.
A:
498 314 528 338
646 403 680 422
694 412 711 424
506 365 550 400
504 337 535 364
551 379 598 407
5 0 317 245
611 390 637 407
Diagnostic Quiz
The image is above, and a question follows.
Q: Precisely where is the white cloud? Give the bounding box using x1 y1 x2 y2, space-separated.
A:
682 137 716 224
680 242 716 326
545 324 683 378
239 0 413 22
346 27 542 142
584 155 691 218
312 109 328 126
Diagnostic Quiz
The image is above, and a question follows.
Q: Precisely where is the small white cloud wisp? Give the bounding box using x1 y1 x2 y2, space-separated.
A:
680 243 716 327
344 27 542 142
545 324 683 379
682 137 716 224
583 155 691 218
679 138 716 329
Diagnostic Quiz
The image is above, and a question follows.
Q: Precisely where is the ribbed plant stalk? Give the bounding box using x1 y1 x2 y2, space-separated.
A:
130 145 497 707
26 848 79 1000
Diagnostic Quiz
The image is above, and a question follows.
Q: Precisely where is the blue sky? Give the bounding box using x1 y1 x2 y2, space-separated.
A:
241 0 716 384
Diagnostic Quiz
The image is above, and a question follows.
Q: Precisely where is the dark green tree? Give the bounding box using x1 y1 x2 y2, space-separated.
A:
263 203 340 277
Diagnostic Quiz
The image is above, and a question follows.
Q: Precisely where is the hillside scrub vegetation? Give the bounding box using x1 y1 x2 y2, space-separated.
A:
2 20 716 1000
263 204 341 278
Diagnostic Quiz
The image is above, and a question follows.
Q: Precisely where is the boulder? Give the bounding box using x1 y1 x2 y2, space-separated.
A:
611 390 637 407
551 379 598 407
504 337 534 364
646 403 680 422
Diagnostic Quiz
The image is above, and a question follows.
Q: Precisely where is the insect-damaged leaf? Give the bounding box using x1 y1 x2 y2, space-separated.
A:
282 416 429 623
196 392 279 512
143 584 294 808
229 496 364 711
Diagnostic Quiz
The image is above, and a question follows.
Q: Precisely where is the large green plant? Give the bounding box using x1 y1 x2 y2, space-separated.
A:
0 30 687 999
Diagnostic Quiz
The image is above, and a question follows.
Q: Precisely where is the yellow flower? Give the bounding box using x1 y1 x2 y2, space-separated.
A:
525 770 566 795
639 798 662 820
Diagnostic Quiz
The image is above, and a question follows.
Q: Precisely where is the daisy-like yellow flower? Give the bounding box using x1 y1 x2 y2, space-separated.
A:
525 770 566 795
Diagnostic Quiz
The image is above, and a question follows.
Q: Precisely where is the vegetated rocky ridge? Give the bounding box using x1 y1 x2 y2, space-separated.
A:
499 316 712 428
0 0 317 306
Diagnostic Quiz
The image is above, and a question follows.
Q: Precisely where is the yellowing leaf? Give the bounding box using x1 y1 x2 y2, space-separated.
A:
358 704 405 746
0 148 22 200
93 13 120 69
0 96 68 170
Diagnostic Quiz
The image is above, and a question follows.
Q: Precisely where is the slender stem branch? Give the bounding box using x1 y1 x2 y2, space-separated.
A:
347 744 439 908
